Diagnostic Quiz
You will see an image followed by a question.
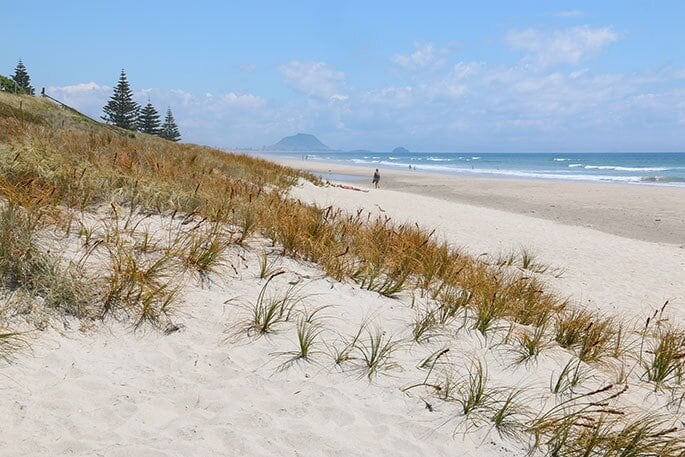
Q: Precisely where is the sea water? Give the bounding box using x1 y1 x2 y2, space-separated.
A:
291 152 685 187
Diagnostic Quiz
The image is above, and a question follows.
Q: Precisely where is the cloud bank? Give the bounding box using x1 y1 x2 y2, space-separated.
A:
47 25 685 151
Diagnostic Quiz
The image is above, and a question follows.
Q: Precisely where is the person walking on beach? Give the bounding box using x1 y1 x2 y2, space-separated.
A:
372 169 380 188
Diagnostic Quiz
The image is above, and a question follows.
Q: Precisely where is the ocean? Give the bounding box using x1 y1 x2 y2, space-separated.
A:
287 152 685 187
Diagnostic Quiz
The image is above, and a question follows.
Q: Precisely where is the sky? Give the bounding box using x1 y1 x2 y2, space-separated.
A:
3 1 685 152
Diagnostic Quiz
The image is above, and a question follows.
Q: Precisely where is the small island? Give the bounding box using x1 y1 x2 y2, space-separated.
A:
391 146 410 154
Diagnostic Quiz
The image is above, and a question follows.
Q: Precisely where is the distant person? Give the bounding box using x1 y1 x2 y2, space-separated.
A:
372 169 380 188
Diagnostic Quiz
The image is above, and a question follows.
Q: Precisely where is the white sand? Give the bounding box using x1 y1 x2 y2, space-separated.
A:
271 157 685 246
3 178 685 456
2 246 524 457
290 180 685 323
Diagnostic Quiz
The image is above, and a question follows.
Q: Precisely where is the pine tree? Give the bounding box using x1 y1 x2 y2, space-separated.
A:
137 99 161 134
102 69 139 130
11 59 35 95
158 108 181 142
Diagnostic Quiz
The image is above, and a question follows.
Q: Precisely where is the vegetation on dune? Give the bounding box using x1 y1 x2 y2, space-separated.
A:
159 107 181 142
0 91 684 454
0 91 314 330
101 69 182 140
0 60 35 96
137 99 161 135
101 69 140 130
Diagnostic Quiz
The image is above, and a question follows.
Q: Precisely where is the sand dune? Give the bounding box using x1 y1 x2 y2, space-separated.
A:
3 246 521 456
3 173 684 456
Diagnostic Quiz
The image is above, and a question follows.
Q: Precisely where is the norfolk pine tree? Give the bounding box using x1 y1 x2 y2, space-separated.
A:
11 59 35 95
102 69 139 130
138 99 161 134
159 107 181 142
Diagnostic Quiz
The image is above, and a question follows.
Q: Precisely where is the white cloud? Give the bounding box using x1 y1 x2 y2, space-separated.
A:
221 92 265 108
507 26 619 67
45 82 111 119
329 94 349 102
44 29 685 152
393 43 439 69
48 82 110 95
279 60 347 101
169 89 194 105
392 42 458 74
451 62 484 80
362 86 414 108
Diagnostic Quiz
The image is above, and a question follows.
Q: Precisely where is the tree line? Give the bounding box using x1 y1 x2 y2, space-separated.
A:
102 69 180 142
0 59 35 95
1 60 181 142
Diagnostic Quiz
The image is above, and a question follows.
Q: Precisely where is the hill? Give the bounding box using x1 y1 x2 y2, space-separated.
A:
267 133 331 151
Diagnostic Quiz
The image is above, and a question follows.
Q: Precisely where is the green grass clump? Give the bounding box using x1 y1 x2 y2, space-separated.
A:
0 203 95 320
513 324 552 364
454 359 494 416
240 273 304 336
555 308 618 362
641 323 685 387
102 241 179 328
354 327 399 379
0 328 24 361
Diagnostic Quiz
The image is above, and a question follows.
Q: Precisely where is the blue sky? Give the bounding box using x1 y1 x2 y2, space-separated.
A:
3 1 685 151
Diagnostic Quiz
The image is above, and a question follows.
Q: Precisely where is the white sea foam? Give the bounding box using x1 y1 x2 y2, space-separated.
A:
336 157 684 186
584 165 670 172
554 158 571 161
398 163 645 183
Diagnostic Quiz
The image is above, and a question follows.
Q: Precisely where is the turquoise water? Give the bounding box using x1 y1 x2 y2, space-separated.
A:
295 152 685 186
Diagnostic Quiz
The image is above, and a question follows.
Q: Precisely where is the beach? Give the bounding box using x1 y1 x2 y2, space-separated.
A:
2 155 684 456
271 157 685 246
270 157 685 320
3 104 685 456
8 196 680 456
6 2 685 452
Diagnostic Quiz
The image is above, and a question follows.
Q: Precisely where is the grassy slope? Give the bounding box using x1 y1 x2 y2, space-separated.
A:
1 92 684 455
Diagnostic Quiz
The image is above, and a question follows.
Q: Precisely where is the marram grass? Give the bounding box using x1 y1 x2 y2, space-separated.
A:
1 92 684 453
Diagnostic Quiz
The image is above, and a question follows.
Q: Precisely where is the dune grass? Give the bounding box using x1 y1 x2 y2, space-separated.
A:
1 92 684 451
641 321 685 388
354 327 400 379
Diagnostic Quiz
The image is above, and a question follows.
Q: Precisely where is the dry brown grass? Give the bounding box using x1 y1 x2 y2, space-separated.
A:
1 93 684 450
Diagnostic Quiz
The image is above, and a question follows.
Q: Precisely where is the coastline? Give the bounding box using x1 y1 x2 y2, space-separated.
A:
288 179 685 323
264 155 685 246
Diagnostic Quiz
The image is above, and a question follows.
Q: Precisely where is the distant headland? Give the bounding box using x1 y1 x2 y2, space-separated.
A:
265 133 331 151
